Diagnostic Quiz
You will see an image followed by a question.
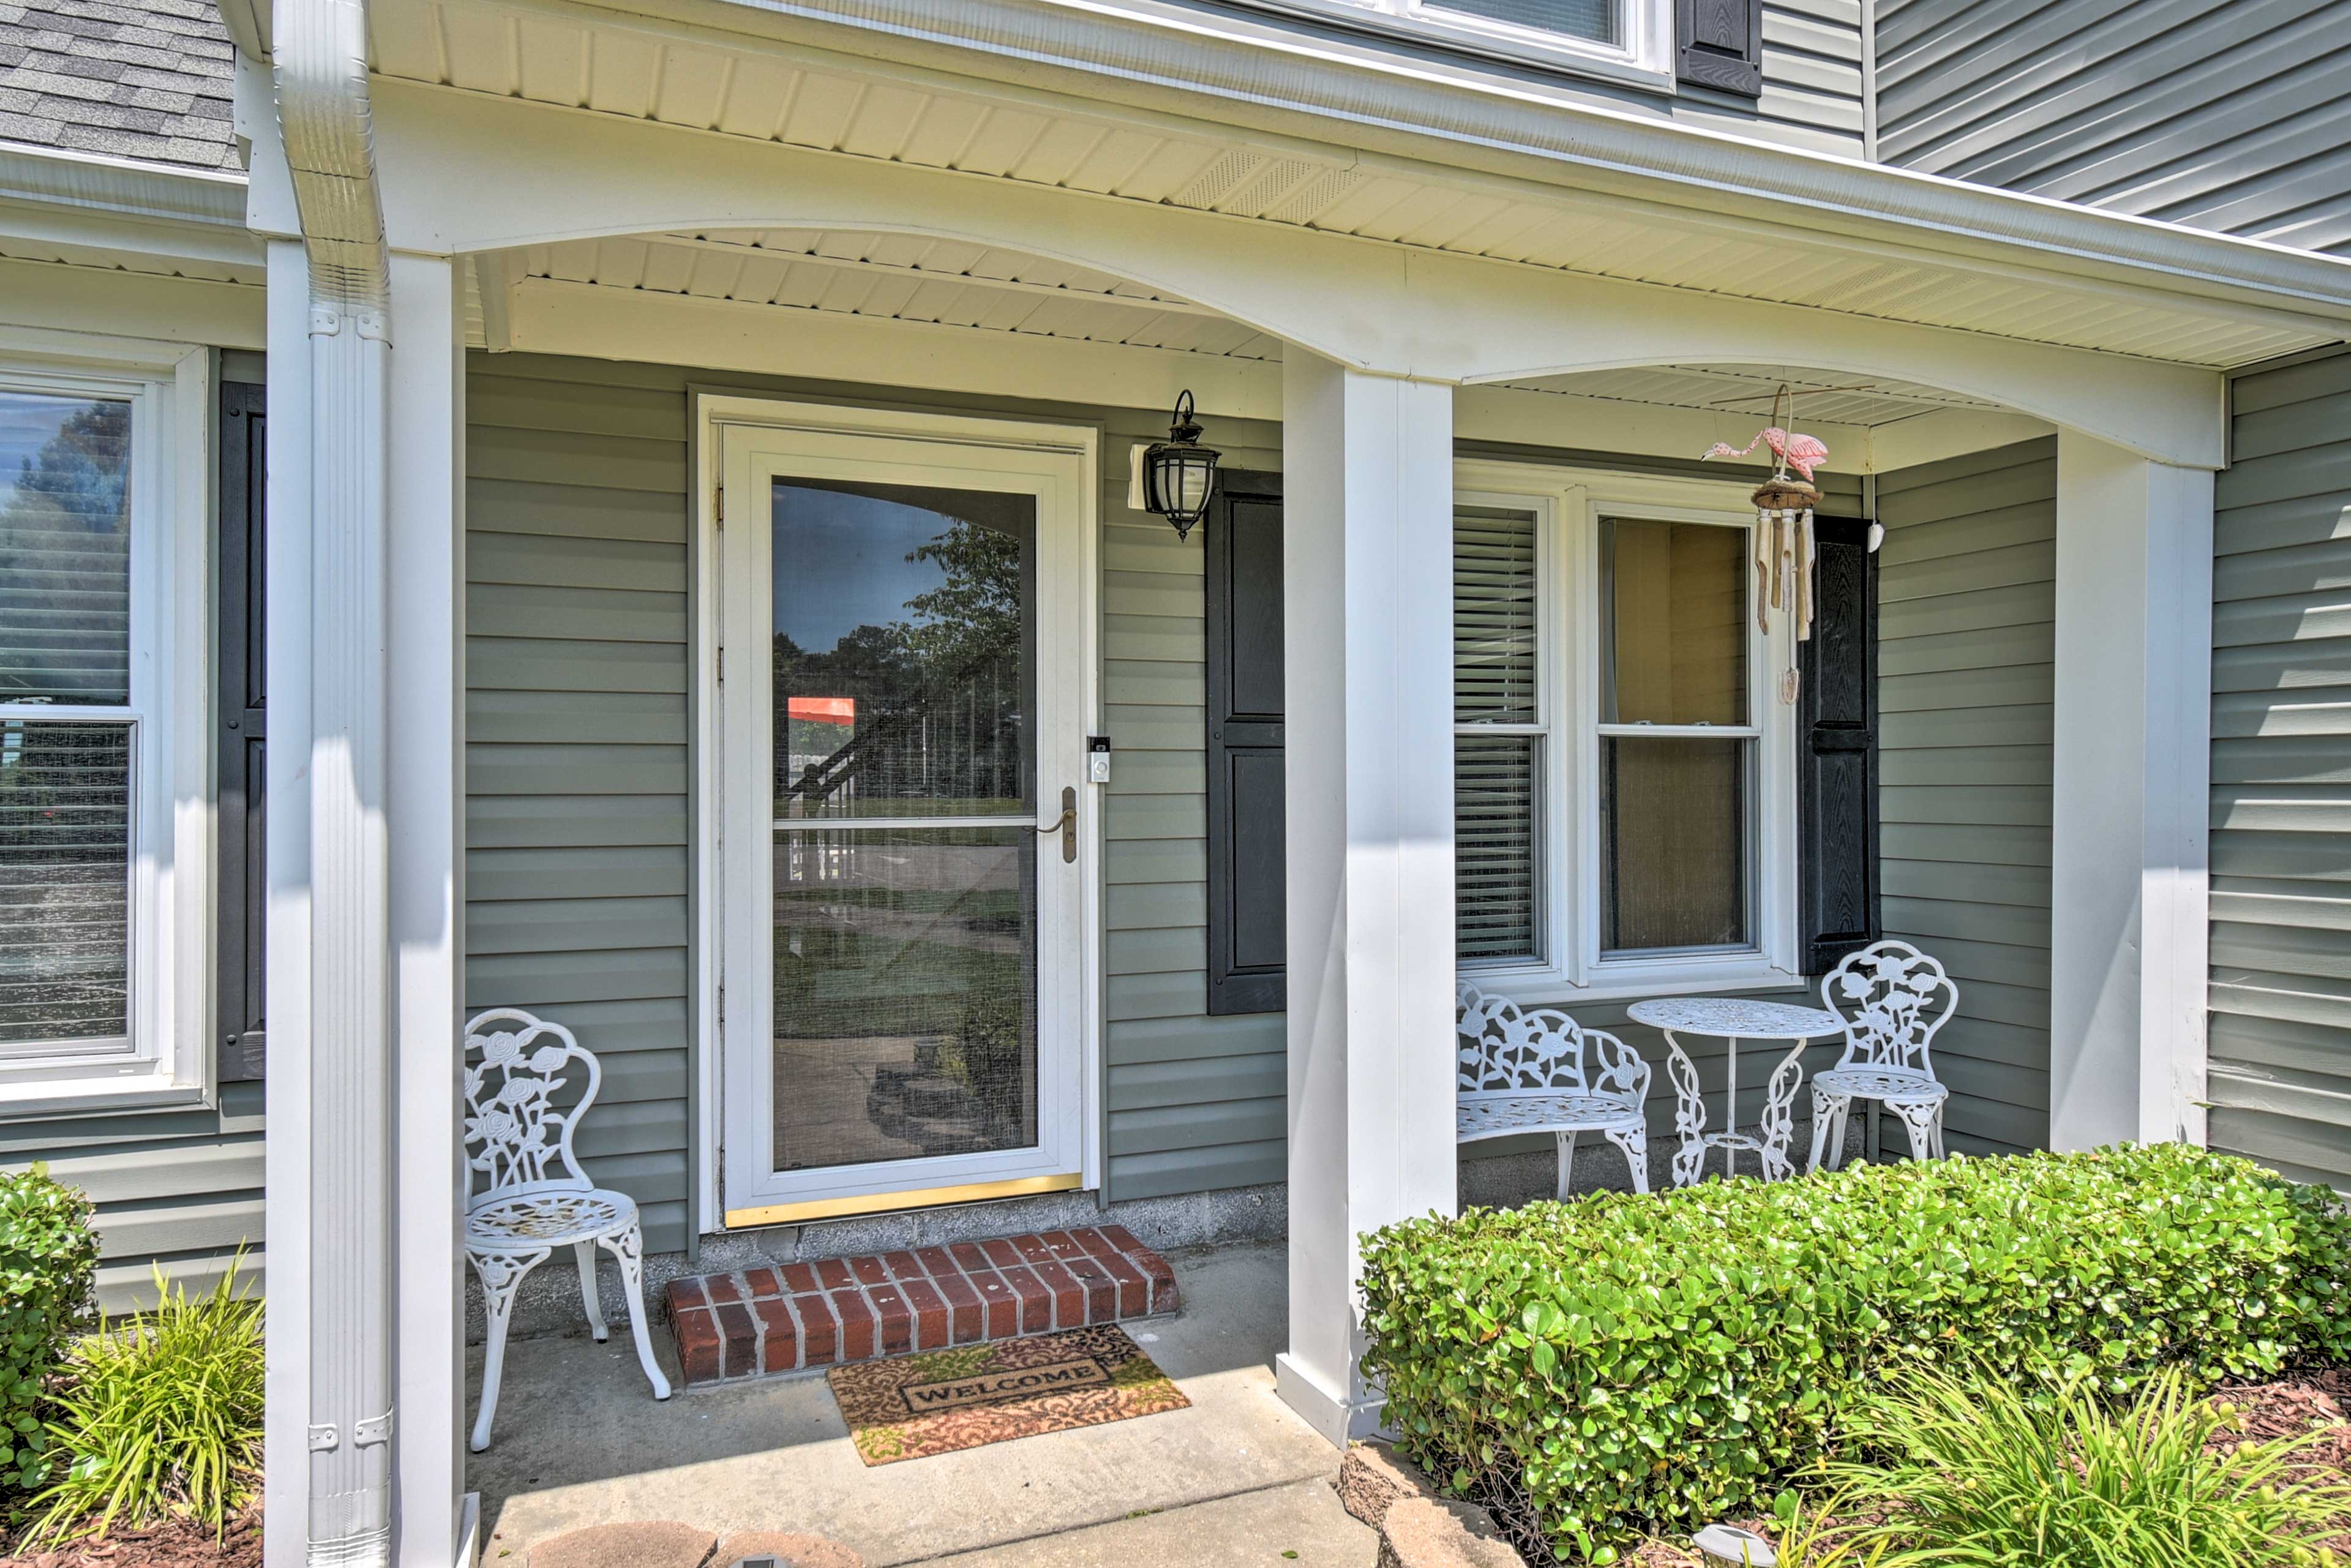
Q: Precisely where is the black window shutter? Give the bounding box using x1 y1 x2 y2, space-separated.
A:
216 380 267 1081
1798 514 1878 976
1677 0 1764 97
1204 470 1285 1016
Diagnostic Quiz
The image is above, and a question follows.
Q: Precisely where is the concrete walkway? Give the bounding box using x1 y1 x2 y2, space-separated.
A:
468 1240 1373 1567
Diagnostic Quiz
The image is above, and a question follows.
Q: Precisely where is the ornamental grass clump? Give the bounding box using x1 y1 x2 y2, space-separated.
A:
17 1262 264 1548
1832 1365 2351 1566
0 1165 99 1502
1356 1143 2351 1562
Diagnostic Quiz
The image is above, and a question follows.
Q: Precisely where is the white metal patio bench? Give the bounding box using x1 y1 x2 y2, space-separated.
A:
463 1007 671 1452
1457 979 1652 1198
1807 940 1960 1174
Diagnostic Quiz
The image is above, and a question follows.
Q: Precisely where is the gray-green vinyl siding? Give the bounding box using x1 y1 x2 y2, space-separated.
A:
2208 350 2351 1189
1101 412 1287 1201
1873 0 2351 255
463 353 1289 1234
468 361 696 1251
0 1083 266 1313
1696 0 1870 157
1872 438 2055 1156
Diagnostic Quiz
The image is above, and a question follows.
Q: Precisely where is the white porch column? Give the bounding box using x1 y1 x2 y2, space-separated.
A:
262 236 397 1567
263 240 467 1568
1276 350 1460 1447
386 250 469 1568
2050 429 2215 1151
260 236 318 1568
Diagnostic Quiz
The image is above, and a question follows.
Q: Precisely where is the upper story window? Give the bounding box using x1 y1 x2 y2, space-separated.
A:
0 341 210 1111
1415 0 1618 45
1252 0 1672 88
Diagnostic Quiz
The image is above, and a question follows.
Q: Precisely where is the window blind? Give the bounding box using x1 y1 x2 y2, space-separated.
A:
0 391 132 705
1454 505 1542 962
1453 505 1539 725
1430 0 1614 44
1455 733 1541 962
0 719 132 1049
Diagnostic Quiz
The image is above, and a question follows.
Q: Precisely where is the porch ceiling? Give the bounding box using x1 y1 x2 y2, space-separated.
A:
365 0 2351 372
1502 364 2012 429
465 228 1285 359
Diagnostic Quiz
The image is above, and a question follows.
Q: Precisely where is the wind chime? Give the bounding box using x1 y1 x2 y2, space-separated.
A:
1703 384 1830 705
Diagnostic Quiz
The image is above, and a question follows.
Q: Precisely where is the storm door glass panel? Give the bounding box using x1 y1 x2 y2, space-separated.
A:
770 827 1038 1171
771 479 1035 822
1597 518 1755 955
767 479 1043 1175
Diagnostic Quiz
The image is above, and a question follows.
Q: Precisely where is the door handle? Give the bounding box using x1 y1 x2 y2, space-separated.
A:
1035 786 1078 864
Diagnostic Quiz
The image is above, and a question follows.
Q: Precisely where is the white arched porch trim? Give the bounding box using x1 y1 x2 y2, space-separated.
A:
318 78 2239 467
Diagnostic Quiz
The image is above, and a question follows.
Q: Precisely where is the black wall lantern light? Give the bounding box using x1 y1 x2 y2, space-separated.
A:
1141 389 1221 541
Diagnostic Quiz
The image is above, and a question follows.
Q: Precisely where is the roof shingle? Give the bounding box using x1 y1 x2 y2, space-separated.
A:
0 0 234 170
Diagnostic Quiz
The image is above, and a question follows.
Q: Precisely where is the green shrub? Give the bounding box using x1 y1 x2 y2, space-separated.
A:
1832 1365 2351 1566
17 1262 263 1547
0 1165 99 1497
1356 1144 2351 1562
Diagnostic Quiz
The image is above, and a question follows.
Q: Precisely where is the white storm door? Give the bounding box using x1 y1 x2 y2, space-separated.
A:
712 405 1095 1226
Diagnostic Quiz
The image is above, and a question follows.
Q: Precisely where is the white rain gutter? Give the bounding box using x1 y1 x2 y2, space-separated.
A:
0 143 250 228
666 0 2351 323
270 0 396 1562
0 143 262 271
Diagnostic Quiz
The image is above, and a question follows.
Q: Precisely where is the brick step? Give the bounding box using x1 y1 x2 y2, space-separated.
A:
663 1225 1180 1388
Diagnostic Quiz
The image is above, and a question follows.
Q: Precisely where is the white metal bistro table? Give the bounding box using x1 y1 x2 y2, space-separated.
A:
1624 997 1843 1187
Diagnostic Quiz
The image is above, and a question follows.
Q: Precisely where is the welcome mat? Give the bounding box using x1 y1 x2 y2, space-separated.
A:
825 1322 1189 1465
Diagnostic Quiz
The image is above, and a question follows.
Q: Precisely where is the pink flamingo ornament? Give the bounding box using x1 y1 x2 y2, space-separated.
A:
1700 392 1831 706
1702 426 1829 481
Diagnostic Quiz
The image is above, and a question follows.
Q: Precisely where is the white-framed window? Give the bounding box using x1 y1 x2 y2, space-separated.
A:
1239 0 1673 89
0 332 211 1111
1453 462 1798 1000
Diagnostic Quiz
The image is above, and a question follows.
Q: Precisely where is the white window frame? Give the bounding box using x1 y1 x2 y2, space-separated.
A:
1452 487 1559 967
1455 460 1799 1003
0 328 212 1113
1239 0 1674 92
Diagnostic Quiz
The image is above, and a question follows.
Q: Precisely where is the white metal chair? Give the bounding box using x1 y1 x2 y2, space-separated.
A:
1457 979 1652 1197
464 1007 670 1452
1805 941 1959 1174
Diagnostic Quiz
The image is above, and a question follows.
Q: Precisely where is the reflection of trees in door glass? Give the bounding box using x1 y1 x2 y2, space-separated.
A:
770 827 1038 1171
772 482 1035 819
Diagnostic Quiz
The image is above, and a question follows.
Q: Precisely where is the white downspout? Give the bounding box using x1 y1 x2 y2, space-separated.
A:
271 0 396 1562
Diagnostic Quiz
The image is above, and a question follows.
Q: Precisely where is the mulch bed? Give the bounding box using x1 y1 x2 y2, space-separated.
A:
4 1509 261 1568
2217 1366 2351 1556
2217 1365 2351 1469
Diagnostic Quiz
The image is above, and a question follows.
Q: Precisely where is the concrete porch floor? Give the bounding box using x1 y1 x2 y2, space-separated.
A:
467 1240 1374 1567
